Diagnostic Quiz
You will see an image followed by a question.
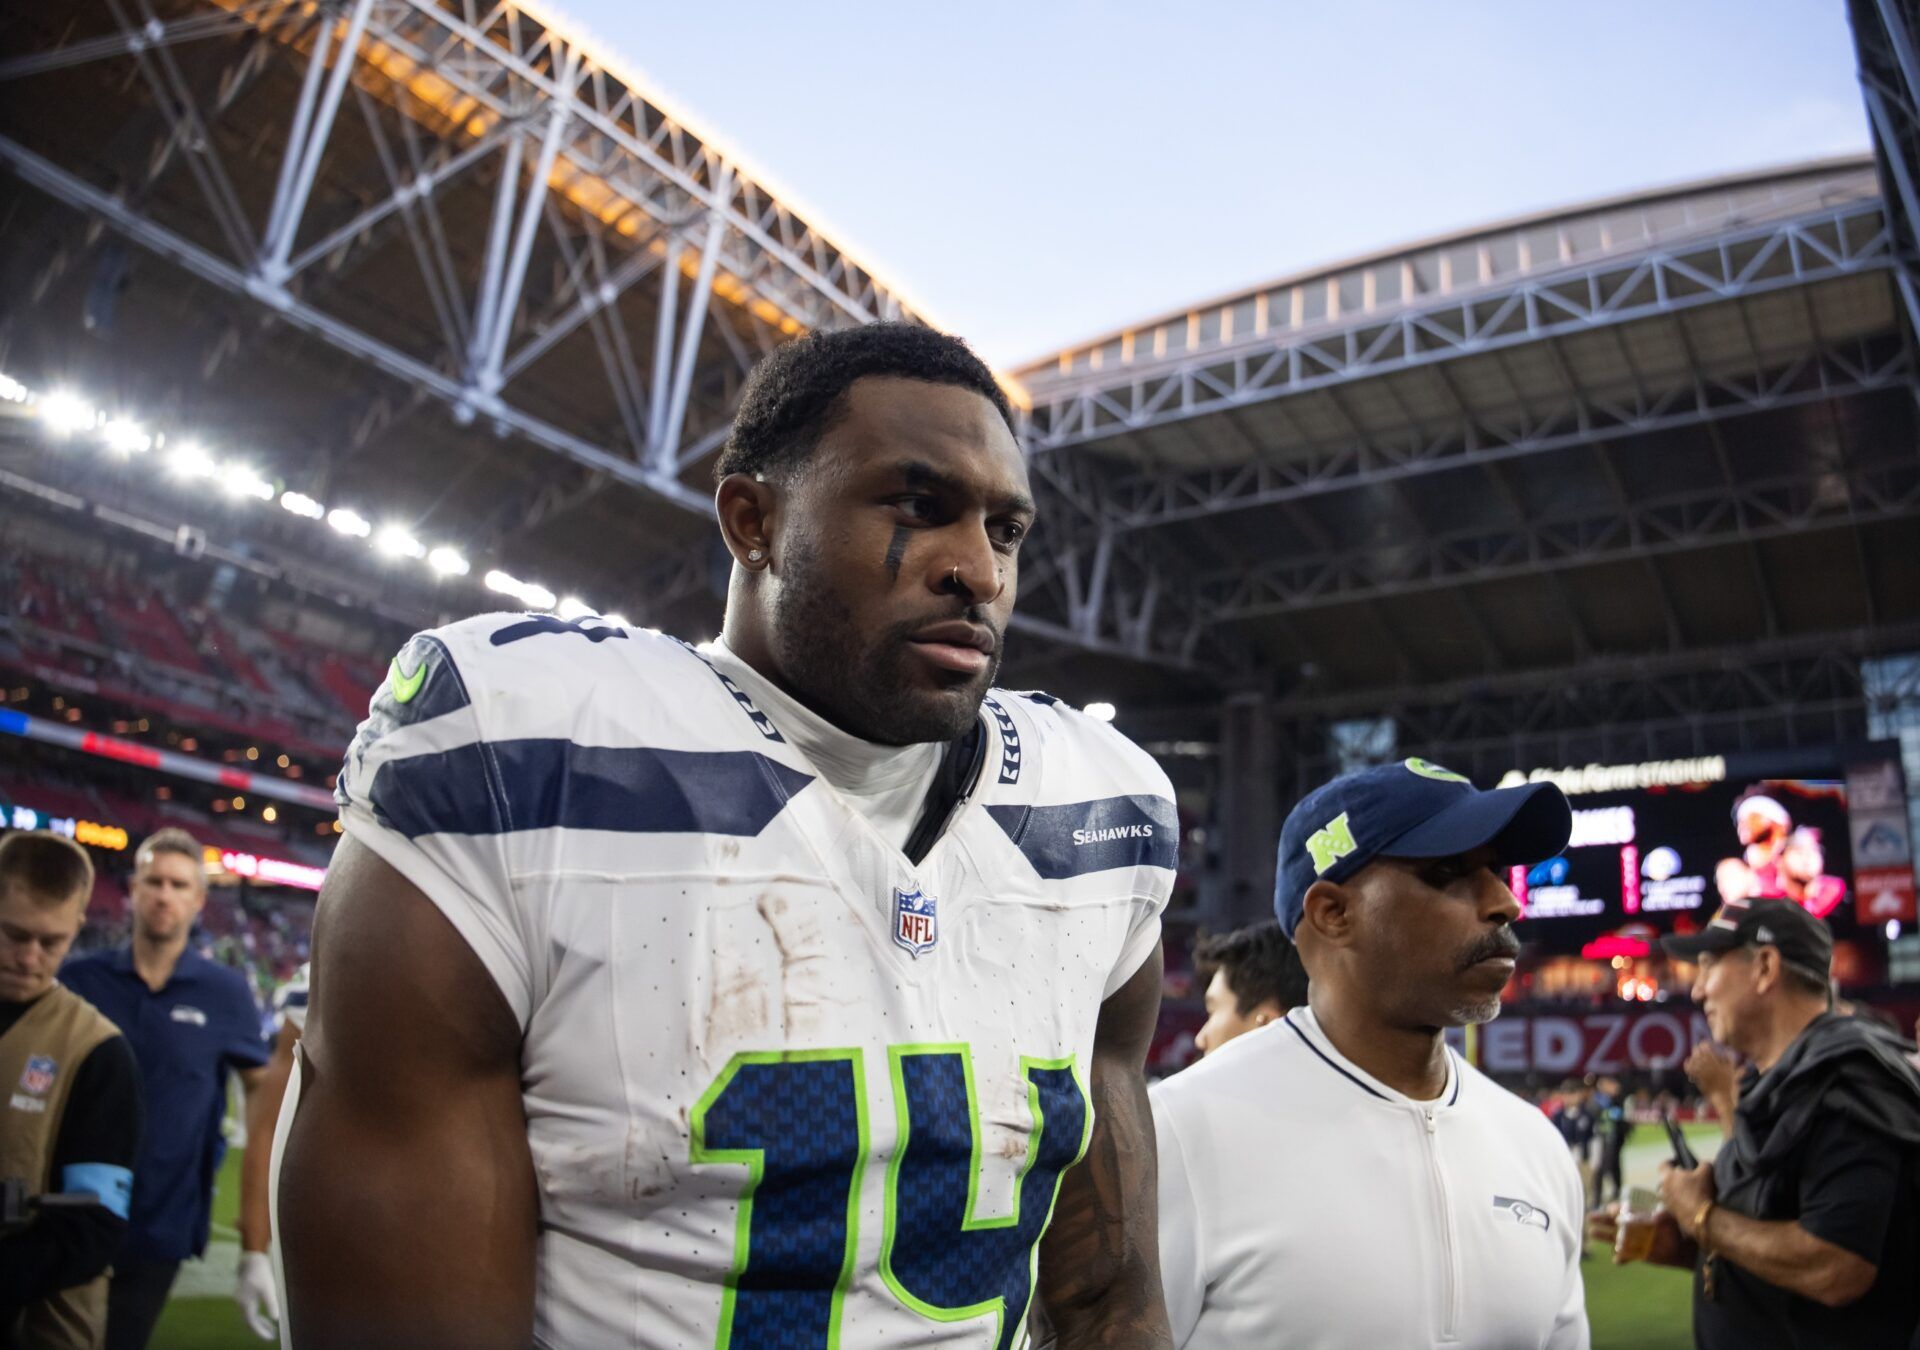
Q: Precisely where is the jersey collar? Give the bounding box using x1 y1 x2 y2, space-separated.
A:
1284 1006 1462 1110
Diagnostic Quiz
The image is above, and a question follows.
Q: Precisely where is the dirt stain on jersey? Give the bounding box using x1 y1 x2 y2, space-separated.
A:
704 947 773 1054
754 891 858 1037
624 1116 680 1204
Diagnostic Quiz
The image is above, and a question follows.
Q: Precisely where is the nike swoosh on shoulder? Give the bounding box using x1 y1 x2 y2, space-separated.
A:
389 656 428 704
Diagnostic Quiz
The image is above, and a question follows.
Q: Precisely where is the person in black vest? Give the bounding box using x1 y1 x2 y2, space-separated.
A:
1592 898 1920 1349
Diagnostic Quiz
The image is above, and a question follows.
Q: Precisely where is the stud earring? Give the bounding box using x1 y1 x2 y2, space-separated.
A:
747 548 764 562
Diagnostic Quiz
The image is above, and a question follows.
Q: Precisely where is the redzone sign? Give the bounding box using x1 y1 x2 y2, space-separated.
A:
1479 1010 1712 1075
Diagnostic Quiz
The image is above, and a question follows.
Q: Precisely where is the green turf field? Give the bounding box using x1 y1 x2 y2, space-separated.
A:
148 1147 256 1350
152 1123 1720 1348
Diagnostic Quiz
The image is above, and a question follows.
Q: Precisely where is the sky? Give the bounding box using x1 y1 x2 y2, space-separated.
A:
546 0 1870 368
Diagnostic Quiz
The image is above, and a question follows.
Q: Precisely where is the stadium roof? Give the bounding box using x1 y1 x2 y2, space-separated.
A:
0 0 928 644
1009 155 1920 714
1 3 1916 726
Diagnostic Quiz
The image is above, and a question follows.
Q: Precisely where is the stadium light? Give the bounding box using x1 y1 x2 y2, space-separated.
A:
168 442 217 480
1083 701 1117 722
375 525 425 560
6 373 629 636
221 465 276 501
38 390 97 436
100 418 152 455
327 507 371 538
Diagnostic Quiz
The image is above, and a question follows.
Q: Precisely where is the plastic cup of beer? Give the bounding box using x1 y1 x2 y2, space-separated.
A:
1615 1186 1660 1263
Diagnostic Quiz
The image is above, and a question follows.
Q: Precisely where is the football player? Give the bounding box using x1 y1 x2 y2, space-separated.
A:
276 323 1177 1348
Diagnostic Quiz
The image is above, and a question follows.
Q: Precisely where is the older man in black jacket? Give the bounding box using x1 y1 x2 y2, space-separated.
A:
1595 897 1920 1349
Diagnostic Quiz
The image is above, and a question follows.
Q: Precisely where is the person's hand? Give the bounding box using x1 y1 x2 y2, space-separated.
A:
235 1250 279 1340
1659 1161 1717 1238
1587 1202 1620 1250
1685 1041 1738 1097
1589 1200 1691 1267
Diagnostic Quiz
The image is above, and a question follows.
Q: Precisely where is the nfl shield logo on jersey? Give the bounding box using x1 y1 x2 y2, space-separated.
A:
892 886 937 958
20 1056 56 1095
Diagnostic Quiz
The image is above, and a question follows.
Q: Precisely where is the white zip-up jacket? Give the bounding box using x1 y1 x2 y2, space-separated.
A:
1152 1007 1589 1349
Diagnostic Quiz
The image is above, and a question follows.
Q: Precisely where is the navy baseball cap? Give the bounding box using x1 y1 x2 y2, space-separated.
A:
1275 758 1572 937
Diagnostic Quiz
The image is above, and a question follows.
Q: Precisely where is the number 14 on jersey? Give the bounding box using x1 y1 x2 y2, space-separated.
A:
691 1044 1091 1350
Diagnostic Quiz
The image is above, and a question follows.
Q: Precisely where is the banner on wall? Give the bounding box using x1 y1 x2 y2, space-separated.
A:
1477 1008 1711 1076
1846 756 1916 925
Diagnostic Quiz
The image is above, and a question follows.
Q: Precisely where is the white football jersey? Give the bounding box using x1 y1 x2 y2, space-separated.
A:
273 963 309 1034
317 613 1176 1349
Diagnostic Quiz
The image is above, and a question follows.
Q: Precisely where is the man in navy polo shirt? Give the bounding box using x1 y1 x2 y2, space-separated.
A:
61 828 275 1349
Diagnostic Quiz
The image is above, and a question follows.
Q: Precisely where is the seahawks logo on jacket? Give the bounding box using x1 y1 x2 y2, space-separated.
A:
1493 1195 1552 1231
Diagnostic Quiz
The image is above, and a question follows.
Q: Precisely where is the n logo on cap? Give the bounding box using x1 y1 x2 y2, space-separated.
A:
1405 757 1469 784
1306 812 1358 875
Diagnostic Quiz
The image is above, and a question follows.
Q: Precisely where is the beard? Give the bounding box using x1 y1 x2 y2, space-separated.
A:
768 537 1002 746
1445 925 1521 1026
1448 994 1507 1026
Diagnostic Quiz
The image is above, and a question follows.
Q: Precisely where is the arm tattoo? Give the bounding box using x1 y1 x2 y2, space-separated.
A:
1033 950 1173 1348
1033 1063 1171 1346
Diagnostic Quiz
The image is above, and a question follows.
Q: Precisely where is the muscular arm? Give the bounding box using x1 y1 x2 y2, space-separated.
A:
1699 1210 1876 1308
1033 946 1173 1349
238 1021 299 1253
277 836 537 1349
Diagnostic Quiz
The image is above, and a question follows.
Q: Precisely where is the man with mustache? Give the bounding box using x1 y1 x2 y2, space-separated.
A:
1151 758 1589 1348
276 323 1177 1349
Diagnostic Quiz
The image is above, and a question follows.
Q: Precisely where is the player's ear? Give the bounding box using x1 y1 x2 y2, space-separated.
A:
1300 879 1355 948
715 472 777 570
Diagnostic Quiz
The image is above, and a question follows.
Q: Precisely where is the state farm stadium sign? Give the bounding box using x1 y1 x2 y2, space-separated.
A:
1496 756 1727 795
1478 1009 1710 1075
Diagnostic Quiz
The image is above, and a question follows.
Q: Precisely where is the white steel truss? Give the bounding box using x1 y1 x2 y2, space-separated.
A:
3 2 1915 673
1021 202 1897 449
1853 0 1920 337
1074 337 1910 531
0 0 919 505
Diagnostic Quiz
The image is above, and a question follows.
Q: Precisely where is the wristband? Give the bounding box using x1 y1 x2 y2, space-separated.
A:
1693 1199 1716 1249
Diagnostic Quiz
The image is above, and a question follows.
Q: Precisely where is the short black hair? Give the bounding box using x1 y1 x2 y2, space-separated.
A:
715 321 1016 483
1196 921 1310 1016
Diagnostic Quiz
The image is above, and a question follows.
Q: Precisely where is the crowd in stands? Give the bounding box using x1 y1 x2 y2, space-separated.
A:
0 739 332 862
0 543 394 760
